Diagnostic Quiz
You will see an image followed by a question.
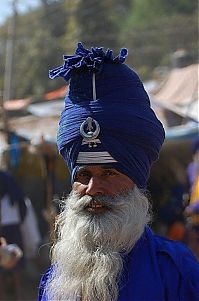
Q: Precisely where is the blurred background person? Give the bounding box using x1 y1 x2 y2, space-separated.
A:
184 138 199 260
0 237 23 270
0 170 26 300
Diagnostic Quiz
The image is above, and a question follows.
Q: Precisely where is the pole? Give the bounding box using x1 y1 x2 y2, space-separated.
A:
1 0 18 164
3 0 18 103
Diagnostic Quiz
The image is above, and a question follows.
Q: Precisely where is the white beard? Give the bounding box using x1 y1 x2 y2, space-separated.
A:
45 186 151 301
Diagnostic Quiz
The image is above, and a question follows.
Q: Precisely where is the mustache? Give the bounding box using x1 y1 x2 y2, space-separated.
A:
67 193 128 213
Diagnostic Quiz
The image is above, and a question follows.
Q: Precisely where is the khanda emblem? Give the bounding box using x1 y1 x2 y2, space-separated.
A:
80 117 101 148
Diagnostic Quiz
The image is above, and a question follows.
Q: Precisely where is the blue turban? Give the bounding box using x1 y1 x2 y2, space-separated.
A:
49 42 165 188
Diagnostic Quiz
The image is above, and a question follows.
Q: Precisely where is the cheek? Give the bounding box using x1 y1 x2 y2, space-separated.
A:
107 179 134 195
125 178 135 190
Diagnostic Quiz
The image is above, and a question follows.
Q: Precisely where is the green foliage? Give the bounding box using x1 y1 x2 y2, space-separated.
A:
40 0 67 37
72 0 131 51
14 29 64 98
129 0 197 28
1 0 68 99
0 0 197 98
120 0 197 79
63 0 132 54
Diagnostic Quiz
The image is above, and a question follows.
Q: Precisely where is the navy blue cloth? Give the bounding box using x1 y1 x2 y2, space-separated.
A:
38 227 199 301
49 43 165 188
0 170 26 222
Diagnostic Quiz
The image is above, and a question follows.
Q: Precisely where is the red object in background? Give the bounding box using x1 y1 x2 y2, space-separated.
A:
167 221 186 241
45 86 68 101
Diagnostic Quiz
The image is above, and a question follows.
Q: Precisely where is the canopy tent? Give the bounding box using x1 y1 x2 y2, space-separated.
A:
151 64 199 122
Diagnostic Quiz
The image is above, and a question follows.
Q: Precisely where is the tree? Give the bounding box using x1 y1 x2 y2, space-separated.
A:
14 29 64 98
71 0 131 51
120 0 197 79
7 0 68 98
129 0 197 27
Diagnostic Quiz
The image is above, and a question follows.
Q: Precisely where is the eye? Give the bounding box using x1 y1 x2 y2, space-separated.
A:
102 169 118 177
76 170 91 183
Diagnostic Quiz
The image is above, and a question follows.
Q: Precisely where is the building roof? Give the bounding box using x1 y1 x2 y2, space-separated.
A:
3 98 31 111
44 86 68 101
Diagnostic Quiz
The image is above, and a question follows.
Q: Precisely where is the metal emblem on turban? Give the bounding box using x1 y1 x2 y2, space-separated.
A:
80 117 100 148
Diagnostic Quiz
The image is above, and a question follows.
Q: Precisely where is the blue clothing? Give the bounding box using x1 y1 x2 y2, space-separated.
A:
38 227 199 301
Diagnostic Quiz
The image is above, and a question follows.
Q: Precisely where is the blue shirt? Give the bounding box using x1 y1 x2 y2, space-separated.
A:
38 227 199 301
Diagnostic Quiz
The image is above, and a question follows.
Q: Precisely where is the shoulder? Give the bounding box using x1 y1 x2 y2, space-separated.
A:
146 226 196 261
154 234 199 298
144 227 199 298
154 233 198 265
38 267 53 301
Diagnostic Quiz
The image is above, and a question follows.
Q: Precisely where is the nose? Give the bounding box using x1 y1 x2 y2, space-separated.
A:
85 176 104 196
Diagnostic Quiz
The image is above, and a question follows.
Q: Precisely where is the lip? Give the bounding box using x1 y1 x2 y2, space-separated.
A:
85 201 109 214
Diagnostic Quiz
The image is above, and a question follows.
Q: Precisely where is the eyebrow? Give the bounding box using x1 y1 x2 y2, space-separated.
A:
77 166 89 173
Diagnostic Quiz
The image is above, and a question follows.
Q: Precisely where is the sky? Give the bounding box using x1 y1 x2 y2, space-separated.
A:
0 0 40 25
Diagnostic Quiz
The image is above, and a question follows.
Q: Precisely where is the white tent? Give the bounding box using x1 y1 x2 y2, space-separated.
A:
151 64 199 122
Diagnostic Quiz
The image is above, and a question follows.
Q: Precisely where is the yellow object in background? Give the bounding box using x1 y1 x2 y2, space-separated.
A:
190 176 199 225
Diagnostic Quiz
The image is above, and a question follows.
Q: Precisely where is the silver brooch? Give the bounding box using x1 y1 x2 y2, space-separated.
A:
80 117 100 148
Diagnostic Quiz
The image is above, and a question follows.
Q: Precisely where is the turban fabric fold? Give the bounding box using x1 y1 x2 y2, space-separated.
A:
50 42 165 188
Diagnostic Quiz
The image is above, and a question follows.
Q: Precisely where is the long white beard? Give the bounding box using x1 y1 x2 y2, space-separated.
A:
45 186 151 301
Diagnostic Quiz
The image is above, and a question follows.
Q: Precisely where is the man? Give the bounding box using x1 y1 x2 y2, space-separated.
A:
38 43 199 301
